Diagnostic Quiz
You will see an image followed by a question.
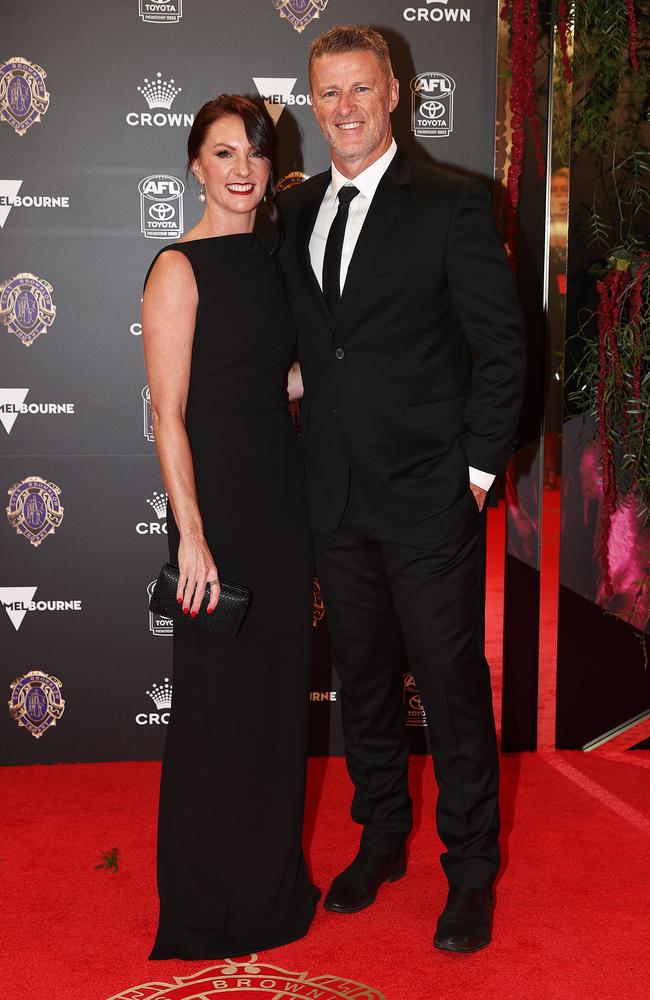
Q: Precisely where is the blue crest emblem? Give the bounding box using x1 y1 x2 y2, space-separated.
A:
6 476 64 547
272 0 328 32
0 57 50 135
9 671 65 738
0 272 56 346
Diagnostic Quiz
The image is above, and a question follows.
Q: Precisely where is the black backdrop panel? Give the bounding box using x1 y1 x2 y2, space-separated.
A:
1 0 498 763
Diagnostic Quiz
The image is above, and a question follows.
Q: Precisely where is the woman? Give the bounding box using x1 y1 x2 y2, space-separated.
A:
142 95 315 960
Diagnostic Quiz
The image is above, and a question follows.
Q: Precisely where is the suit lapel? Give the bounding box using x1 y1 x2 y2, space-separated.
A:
335 150 412 328
296 170 332 330
294 151 413 332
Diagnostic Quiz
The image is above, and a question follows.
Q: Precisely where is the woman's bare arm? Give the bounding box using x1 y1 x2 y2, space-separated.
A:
287 361 304 402
142 250 220 615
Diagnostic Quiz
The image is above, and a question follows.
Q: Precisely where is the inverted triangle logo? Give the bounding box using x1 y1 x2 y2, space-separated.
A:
253 78 297 124
0 587 37 631
0 388 29 433
0 180 23 228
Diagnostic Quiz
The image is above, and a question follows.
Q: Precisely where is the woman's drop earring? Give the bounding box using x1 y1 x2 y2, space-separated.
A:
199 184 206 203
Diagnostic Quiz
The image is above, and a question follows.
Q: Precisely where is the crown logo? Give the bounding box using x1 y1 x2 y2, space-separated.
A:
146 677 172 710
145 490 168 519
137 72 182 110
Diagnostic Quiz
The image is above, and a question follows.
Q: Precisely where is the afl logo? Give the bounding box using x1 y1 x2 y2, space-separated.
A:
0 58 50 136
147 580 173 636
410 72 455 138
138 174 185 239
403 671 427 726
139 0 182 23
142 384 154 441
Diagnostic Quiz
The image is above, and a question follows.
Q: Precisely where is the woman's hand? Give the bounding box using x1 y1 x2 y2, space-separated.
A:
176 531 220 616
469 482 487 512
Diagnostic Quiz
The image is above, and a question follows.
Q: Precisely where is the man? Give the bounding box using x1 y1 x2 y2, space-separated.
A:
277 25 526 953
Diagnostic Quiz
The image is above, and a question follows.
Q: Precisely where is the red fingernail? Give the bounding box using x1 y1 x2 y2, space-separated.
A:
182 607 189 614
177 596 182 604
190 611 197 618
207 607 214 615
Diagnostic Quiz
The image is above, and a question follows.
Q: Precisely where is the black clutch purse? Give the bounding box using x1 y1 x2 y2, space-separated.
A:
149 562 251 638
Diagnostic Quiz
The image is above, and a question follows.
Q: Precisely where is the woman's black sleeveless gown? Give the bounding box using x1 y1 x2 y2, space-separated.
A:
144 234 316 960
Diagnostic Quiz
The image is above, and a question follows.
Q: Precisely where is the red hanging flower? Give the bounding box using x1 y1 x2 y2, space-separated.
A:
594 268 632 594
523 0 545 179
502 0 546 270
628 262 648 480
557 0 573 83
626 0 640 71
593 262 648 590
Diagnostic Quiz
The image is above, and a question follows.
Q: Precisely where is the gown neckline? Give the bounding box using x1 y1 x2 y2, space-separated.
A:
175 232 258 245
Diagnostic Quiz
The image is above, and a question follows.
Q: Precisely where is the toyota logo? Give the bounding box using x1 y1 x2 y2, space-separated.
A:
419 100 446 120
149 202 175 221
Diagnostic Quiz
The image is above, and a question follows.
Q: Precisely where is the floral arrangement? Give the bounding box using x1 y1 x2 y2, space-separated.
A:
502 1 649 644
500 0 546 265
562 0 649 644
565 0 648 518
574 253 649 596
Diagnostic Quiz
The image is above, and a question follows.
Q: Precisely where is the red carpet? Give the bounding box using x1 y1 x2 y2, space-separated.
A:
1 751 649 1000
3 503 647 998
485 496 561 749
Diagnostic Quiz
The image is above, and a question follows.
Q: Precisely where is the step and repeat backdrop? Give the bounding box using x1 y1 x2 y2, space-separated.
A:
1 0 498 764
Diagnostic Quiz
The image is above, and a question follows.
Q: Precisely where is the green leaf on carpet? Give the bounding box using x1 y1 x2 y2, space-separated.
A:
95 848 119 872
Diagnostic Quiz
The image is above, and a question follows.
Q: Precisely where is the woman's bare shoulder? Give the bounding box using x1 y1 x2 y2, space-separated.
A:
145 248 196 304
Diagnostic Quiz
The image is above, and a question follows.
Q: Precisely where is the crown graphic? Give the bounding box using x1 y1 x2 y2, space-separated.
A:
145 490 168 519
146 677 172 710
137 72 182 110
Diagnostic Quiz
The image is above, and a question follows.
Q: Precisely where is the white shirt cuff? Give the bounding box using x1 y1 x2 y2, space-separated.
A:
468 467 495 492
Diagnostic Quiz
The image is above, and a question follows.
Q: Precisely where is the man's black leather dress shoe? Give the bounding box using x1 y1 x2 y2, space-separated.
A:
323 847 407 914
433 887 494 953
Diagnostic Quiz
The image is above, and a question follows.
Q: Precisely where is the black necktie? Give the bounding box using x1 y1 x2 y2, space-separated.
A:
322 185 359 312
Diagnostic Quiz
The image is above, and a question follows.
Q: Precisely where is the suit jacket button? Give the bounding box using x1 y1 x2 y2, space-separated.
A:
335 347 345 360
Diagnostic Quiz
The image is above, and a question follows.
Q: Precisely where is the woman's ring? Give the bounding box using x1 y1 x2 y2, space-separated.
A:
208 579 219 586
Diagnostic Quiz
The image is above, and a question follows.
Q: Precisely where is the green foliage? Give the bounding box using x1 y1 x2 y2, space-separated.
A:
584 202 612 248
572 0 649 159
570 1 649 242
565 1 649 529
95 847 119 872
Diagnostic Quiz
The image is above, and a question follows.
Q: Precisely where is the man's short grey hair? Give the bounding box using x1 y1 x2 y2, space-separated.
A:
308 25 394 86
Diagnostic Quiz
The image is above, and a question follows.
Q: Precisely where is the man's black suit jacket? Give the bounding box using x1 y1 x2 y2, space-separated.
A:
277 149 526 533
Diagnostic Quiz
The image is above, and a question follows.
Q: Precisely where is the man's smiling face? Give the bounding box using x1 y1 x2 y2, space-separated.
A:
310 49 399 177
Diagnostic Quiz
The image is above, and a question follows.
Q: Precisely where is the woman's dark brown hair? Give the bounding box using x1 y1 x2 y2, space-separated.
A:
187 94 280 234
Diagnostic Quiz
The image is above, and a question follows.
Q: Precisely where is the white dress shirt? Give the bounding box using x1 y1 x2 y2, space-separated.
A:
308 139 494 493
309 139 398 293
